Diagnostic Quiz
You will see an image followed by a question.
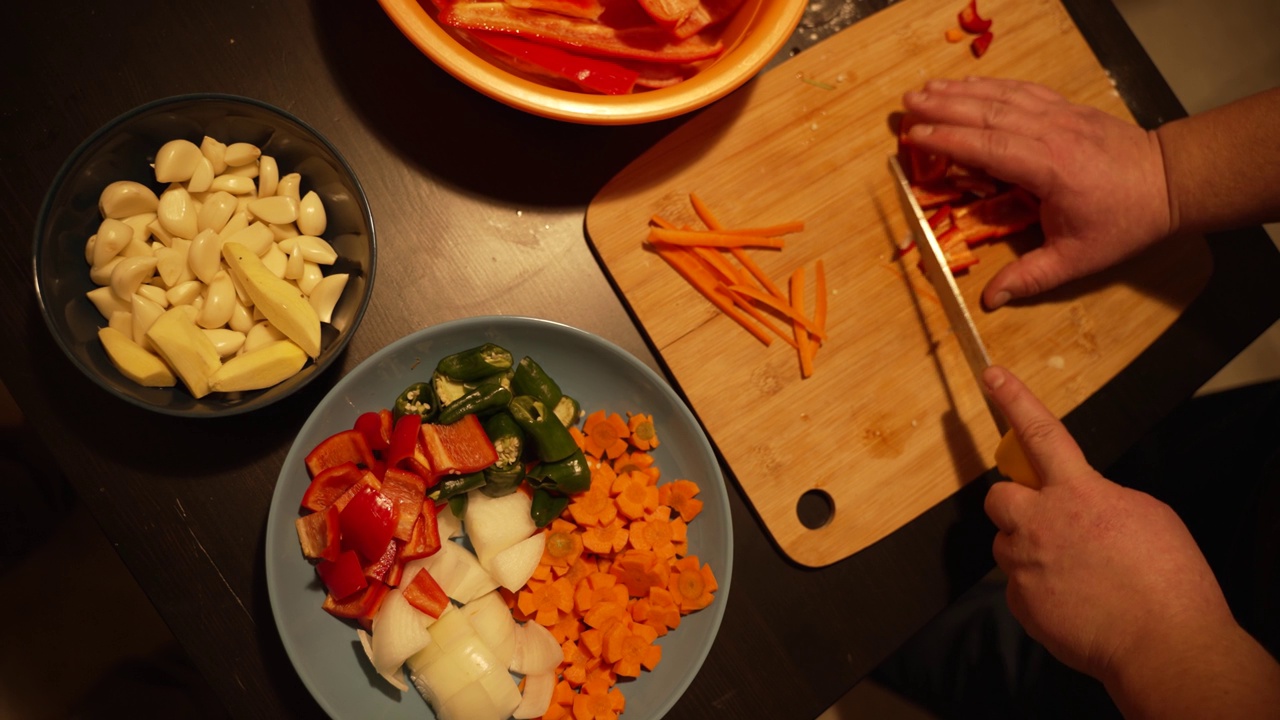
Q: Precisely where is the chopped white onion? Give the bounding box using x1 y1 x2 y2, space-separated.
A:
513 672 556 719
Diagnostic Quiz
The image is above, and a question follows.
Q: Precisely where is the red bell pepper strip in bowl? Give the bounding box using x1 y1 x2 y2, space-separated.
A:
474 31 640 94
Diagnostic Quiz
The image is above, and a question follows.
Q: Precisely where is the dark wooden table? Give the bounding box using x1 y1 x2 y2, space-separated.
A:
3 1 1278 718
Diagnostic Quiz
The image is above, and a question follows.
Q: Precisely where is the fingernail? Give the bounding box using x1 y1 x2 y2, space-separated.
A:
925 79 949 91
989 290 1011 309
904 90 927 105
908 123 935 138
983 366 1005 391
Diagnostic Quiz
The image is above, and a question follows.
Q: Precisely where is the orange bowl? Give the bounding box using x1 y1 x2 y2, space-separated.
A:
377 0 806 124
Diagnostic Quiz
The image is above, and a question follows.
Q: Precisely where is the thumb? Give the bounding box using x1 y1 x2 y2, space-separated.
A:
982 245 1075 309
983 366 1092 487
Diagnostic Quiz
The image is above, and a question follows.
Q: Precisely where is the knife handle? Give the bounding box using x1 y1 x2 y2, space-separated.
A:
995 430 1041 489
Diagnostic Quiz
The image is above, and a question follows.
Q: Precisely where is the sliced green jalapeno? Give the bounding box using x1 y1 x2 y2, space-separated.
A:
393 381 437 422
526 448 591 495
511 356 562 408
436 379 513 425
530 488 572 528
448 493 468 521
552 395 581 428
483 411 525 468
429 471 487 502
509 395 578 463
436 343 514 382
481 463 525 497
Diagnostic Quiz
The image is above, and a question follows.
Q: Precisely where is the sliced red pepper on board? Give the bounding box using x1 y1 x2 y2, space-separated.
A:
419 414 499 482
958 0 992 34
950 187 1040 245
339 486 400 562
316 549 368 600
301 461 366 512
354 410 393 454
399 501 444 562
322 580 389 624
439 1 725 64
305 429 375 478
381 466 427 542
294 505 341 562
475 32 640 95
403 569 450 618
970 30 994 58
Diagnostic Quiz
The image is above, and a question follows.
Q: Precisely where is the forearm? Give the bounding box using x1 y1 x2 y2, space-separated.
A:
1102 621 1280 719
1156 87 1280 236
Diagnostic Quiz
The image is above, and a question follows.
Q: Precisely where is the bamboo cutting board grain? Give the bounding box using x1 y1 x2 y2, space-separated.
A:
585 0 1211 567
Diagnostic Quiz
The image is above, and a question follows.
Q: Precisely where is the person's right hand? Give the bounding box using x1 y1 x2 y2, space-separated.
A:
981 366 1236 684
901 77 1173 309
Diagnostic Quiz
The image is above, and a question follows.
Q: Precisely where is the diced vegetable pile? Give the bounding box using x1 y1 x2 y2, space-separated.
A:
430 0 747 94
293 342 718 719
644 193 828 379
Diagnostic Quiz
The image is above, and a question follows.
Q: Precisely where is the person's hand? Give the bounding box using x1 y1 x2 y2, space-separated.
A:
901 77 1173 309
981 366 1236 684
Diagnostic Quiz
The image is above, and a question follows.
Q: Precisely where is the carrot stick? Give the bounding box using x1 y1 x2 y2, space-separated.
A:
789 268 815 378
814 259 828 337
691 246 743 286
688 192 722 230
729 248 788 301
649 227 785 250
712 220 806 237
654 246 774 346
725 283 828 341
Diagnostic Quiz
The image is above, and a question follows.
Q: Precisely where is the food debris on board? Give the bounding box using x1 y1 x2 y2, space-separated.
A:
944 0 995 58
645 193 827 378
292 344 719 720
434 0 748 94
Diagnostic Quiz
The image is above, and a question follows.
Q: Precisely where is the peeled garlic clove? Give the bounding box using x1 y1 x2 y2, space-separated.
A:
202 328 247 358
108 309 133 336
268 222 298 241
188 228 223 285
209 174 256 195
166 279 204 307
197 190 237 234
147 218 175 247
198 271 236 329
297 261 324 296
90 257 123 286
262 243 290 279
92 218 134 268
154 139 204 183
247 195 298 225
218 210 250 240
158 186 199 239
243 321 287 353
295 235 337 265
297 191 327 236
110 255 158 301
258 155 279 198
187 156 215 193
223 221 275 258
87 286 132 320
200 136 228 174
284 244 305 280
308 273 348 324
224 142 262 168
130 292 166 349
228 299 256 334
121 212 156 247
277 172 302 204
85 234 97 265
135 283 169 309
99 181 160 219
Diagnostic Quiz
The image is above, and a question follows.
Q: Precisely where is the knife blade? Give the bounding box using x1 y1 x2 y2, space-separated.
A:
889 154 1009 436
888 156 1038 487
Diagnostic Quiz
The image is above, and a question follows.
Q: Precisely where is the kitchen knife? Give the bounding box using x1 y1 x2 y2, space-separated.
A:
888 155 1038 487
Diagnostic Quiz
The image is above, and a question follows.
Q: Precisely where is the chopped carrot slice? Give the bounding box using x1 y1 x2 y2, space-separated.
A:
625 413 658 452
611 451 659 482
649 226 785 249
572 675 626 720
609 549 670 597
574 571 629 615
582 410 630 459
603 620 662 677
582 517 629 555
518 576 575 627
612 472 659 520
669 555 717 613
583 600 628 632
628 515 680 560
543 519 585 570
658 479 703 522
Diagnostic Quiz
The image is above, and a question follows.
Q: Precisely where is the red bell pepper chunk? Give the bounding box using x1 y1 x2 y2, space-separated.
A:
387 414 433 479
329 471 382 513
950 187 1040 246
475 32 639 95
399 500 444 562
438 1 724 64
362 537 401 585
419 414 499 482
354 410 393 453
300 461 366 512
958 0 992 34
316 549 368 600
294 505 341 562
970 30 994 58
339 486 400 562
381 466 427 542
322 580 389 623
305 429 375 478
403 568 450 619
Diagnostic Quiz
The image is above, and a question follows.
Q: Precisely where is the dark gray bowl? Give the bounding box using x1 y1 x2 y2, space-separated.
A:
33 94 376 417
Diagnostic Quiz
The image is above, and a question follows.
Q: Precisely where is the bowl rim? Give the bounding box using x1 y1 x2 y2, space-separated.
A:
32 92 378 418
376 0 808 125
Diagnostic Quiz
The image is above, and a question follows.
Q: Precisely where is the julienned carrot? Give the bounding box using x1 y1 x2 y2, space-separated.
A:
687 193 806 237
655 245 774 347
513 410 717 716
649 226 785 249
815 259 828 335
790 268 815 378
727 283 828 342
729 247 788 301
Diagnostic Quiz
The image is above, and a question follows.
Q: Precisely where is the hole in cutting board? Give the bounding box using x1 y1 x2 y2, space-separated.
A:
796 489 834 529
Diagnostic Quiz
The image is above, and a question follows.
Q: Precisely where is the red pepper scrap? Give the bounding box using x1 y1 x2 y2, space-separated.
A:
294 505 341 562
958 0 992 34
301 461 366 512
403 568 451 618
317 549 368 600
970 31 994 58
322 581 389 625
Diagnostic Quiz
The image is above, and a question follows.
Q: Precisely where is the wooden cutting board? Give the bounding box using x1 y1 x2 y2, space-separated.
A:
585 0 1210 567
